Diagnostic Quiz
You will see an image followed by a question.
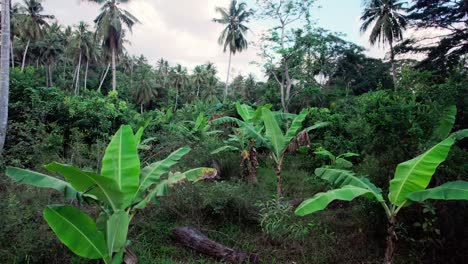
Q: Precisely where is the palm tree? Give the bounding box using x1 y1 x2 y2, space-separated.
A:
360 0 407 87
192 65 206 98
244 73 256 101
0 0 11 153
156 58 169 90
132 64 157 113
39 22 63 87
91 0 140 92
70 22 93 94
17 0 54 71
171 64 188 111
213 0 253 101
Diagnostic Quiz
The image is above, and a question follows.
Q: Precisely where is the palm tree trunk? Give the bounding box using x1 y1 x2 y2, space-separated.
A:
389 40 397 90
111 47 117 92
0 0 11 153
98 63 110 93
140 104 143 114
49 64 53 87
196 83 200 98
74 51 82 95
10 38 14 68
224 51 232 101
84 60 89 90
21 39 30 72
174 87 179 112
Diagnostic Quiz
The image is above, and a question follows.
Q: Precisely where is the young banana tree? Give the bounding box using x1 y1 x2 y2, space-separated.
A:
211 102 268 183
260 108 328 197
6 125 216 264
295 129 468 264
314 147 359 169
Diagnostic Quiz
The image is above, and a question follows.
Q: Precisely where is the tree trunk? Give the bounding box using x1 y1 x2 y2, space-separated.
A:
196 83 200 98
111 46 117 92
171 227 259 263
10 38 14 68
0 0 11 153
248 146 258 184
98 63 110 93
224 51 232 101
276 159 283 198
21 38 30 72
384 216 397 264
389 40 397 90
84 60 88 90
140 104 143 114
74 51 82 95
284 62 291 113
174 87 179 112
48 64 53 87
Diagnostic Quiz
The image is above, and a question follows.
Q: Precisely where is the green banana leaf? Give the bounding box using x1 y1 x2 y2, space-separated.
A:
136 147 191 197
45 162 123 210
315 168 383 201
284 109 308 142
101 125 140 199
236 102 255 122
210 145 240 155
43 205 109 260
407 181 468 202
262 108 286 160
431 105 457 142
389 136 456 207
295 185 374 216
212 116 265 143
6 167 77 200
106 211 130 254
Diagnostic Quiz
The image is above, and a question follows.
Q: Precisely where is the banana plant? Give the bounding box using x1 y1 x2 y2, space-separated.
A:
314 147 359 169
6 125 216 264
295 129 468 264
260 108 329 197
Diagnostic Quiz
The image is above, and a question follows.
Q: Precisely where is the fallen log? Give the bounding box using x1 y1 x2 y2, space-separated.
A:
171 227 259 263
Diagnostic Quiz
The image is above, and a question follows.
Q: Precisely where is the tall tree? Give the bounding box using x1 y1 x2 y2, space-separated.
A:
91 0 139 92
256 0 315 112
17 0 53 71
71 22 92 94
398 0 468 75
132 64 157 113
213 0 253 101
360 0 407 87
0 0 11 153
38 22 63 87
171 64 188 111
192 65 206 99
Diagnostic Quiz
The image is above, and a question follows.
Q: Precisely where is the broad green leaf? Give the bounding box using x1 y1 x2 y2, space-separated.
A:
136 147 191 197
236 102 255 122
389 137 456 206
111 250 124 264
212 117 265 143
101 125 140 200
407 181 468 202
6 167 77 200
262 108 286 159
210 146 239 155
305 121 330 132
284 109 308 143
315 168 383 201
134 127 145 146
44 205 108 260
182 167 217 181
295 186 373 216
335 158 353 169
314 148 335 160
337 152 360 159
45 163 123 210
106 211 130 254
431 105 457 142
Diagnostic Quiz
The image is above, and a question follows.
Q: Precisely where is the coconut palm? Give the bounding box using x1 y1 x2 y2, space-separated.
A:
192 65 206 98
71 22 93 94
38 22 63 87
132 64 158 113
171 64 188 111
17 0 54 71
213 0 253 101
90 0 140 92
0 0 11 153
156 58 169 90
360 0 407 87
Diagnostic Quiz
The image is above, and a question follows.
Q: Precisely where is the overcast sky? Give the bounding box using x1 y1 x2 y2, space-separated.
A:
15 0 388 80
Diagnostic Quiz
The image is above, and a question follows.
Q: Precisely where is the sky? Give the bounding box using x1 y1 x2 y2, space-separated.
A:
14 0 388 81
